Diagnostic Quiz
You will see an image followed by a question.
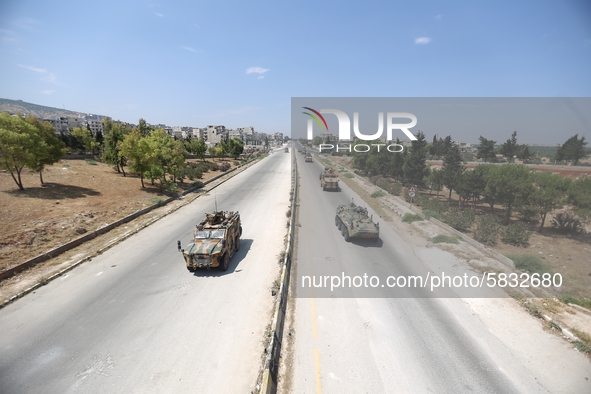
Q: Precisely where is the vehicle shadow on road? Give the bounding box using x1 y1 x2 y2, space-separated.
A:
191 239 254 277
348 238 383 248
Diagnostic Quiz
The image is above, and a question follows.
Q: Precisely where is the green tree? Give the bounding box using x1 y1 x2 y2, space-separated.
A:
555 134 588 165
138 118 152 137
528 172 571 232
227 138 244 159
428 168 444 196
312 135 322 146
149 129 187 185
185 138 208 161
402 131 429 186
389 138 405 181
517 145 532 163
216 139 228 160
102 122 129 175
456 168 486 208
0 113 40 190
441 144 465 203
70 127 99 156
24 115 66 185
120 128 154 188
481 164 500 212
567 176 591 220
488 164 534 224
500 131 519 163
475 136 498 163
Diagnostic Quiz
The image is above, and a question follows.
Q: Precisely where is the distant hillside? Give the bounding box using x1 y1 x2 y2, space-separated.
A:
0 98 103 119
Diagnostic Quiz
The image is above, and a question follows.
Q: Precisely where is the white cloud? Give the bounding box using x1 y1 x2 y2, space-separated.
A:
246 67 269 75
154 12 165 17
18 64 59 84
182 46 201 53
434 14 442 20
42 90 55 95
18 64 46 73
414 37 431 45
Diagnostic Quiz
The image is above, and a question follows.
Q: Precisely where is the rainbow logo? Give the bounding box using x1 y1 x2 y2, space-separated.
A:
302 107 328 131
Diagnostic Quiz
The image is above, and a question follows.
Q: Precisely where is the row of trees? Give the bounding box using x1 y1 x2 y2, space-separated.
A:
342 132 590 232
0 112 66 190
475 131 588 165
0 113 245 191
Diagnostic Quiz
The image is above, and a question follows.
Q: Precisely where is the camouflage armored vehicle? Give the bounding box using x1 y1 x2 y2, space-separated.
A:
319 167 339 191
335 203 379 241
305 153 313 162
178 210 242 271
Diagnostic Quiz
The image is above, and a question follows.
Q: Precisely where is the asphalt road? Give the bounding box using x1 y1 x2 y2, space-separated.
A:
287 144 590 393
0 150 291 394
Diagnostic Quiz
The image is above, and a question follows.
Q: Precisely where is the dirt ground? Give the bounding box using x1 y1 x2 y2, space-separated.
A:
0 157 240 272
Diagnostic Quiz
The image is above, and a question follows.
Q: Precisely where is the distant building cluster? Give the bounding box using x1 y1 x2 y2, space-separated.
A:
37 114 284 150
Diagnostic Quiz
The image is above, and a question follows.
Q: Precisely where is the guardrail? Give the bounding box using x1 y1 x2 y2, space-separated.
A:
259 148 298 393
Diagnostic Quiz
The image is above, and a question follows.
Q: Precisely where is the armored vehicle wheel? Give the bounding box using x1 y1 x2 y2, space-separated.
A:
187 267 196 272
219 253 230 271
343 227 350 242
236 236 240 251
323 185 326 191
335 216 340 226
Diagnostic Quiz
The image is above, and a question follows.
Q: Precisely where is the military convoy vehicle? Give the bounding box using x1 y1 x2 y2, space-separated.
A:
335 203 379 241
319 167 339 191
285 147 289 153
178 210 242 271
305 153 313 162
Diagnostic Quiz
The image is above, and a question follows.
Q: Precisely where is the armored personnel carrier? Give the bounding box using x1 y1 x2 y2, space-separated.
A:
305 153 313 162
178 210 242 271
319 167 339 191
335 203 379 241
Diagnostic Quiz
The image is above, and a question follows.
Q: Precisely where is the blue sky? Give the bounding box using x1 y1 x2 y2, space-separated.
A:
1 1 590 143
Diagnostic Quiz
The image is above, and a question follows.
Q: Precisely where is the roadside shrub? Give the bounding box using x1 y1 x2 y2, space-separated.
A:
551 212 583 234
402 213 423 223
443 207 475 232
506 253 552 274
370 190 385 198
218 162 231 172
419 197 448 214
432 234 459 244
179 165 203 181
501 222 531 246
561 297 591 309
190 181 204 189
473 215 501 246
344 173 354 178
85 159 97 165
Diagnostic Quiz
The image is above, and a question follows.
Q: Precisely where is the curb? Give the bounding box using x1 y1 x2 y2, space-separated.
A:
259 151 298 394
1 157 264 308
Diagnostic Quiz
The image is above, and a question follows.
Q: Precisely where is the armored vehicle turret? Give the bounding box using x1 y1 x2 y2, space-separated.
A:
335 203 379 241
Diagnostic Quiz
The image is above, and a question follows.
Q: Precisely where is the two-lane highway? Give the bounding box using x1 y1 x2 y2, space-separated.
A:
286 145 590 393
0 150 291 394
